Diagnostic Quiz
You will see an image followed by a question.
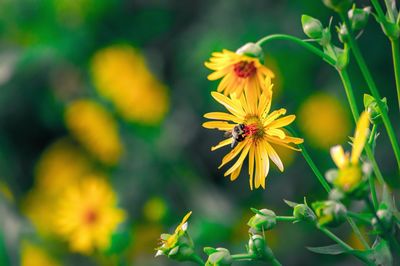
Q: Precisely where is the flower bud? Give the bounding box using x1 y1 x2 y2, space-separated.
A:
293 204 317 222
236 43 264 63
204 247 232 266
322 0 353 13
372 204 394 233
312 200 347 227
364 94 388 125
302 15 324 39
248 235 275 261
248 208 276 234
348 6 371 31
337 24 349 43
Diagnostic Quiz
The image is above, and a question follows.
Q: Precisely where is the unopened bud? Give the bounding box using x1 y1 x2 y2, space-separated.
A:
248 235 275 261
337 24 349 43
248 208 276 234
364 94 388 125
236 43 264 63
204 247 232 266
348 6 371 31
293 204 317 222
302 15 324 39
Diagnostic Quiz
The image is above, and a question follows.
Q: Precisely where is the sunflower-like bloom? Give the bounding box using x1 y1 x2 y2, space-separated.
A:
65 100 122 165
205 44 274 99
91 45 169 125
203 79 303 189
329 111 370 192
156 211 193 258
53 176 125 254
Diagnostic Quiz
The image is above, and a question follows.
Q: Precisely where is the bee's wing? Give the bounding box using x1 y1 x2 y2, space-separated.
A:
224 131 233 138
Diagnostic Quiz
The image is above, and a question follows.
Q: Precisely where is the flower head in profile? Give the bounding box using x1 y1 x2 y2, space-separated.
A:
53 176 125 254
203 78 303 189
205 43 274 99
156 211 194 260
329 111 370 193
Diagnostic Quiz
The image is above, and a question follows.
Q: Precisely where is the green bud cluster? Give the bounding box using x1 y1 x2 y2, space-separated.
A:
312 200 347 227
204 247 233 266
364 94 388 125
248 235 275 261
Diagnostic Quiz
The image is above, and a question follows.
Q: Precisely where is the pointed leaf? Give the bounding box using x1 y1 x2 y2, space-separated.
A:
283 199 298 208
307 244 347 255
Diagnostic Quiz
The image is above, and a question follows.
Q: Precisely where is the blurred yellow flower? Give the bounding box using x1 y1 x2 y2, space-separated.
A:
298 93 351 149
205 49 274 100
53 176 125 254
330 111 370 192
203 78 303 189
24 138 93 235
91 45 169 125
35 138 92 195
21 241 60 266
0 181 13 202
65 100 122 165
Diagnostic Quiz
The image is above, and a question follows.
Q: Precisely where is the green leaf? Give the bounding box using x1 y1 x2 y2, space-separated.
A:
367 239 393 266
307 244 347 255
363 94 375 109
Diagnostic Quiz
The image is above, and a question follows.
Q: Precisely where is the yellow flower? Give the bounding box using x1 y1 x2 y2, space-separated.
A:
330 111 370 192
53 176 125 254
65 100 122 165
91 45 169 125
143 197 167 223
203 79 303 189
205 48 274 99
156 211 192 257
21 241 60 266
298 93 351 149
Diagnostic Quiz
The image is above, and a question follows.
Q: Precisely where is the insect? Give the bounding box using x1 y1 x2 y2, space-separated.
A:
224 124 247 148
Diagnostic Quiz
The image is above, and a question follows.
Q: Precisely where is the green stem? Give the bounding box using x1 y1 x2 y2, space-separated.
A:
368 125 377 147
256 34 336 66
276 216 297 222
347 211 372 224
317 226 373 265
391 39 400 111
231 253 282 266
190 254 205 265
340 12 400 172
298 142 331 193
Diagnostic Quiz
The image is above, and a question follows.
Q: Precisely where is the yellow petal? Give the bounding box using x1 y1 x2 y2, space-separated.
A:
265 142 284 172
204 112 242 123
224 143 251 176
248 145 255 190
330 145 348 169
259 144 270 189
207 69 229 80
211 92 245 118
351 111 370 164
268 115 296 129
219 140 248 168
202 121 235 131
266 128 286 139
263 108 287 126
211 138 232 151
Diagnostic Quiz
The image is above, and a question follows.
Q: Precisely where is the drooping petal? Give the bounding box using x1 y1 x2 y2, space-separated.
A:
248 145 255 190
219 139 248 168
265 142 284 172
350 111 370 164
224 143 251 176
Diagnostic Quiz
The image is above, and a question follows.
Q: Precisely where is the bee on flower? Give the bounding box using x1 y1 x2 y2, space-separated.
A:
327 111 371 194
203 77 303 190
205 43 275 100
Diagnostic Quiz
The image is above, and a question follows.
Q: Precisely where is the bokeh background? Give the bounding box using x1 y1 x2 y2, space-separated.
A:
0 0 398 265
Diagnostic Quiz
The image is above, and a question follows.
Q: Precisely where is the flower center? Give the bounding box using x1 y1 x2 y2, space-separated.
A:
244 116 265 139
84 209 98 225
233 61 256 78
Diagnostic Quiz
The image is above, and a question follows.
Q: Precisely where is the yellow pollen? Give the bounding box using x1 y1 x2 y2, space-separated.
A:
244 116 265 139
